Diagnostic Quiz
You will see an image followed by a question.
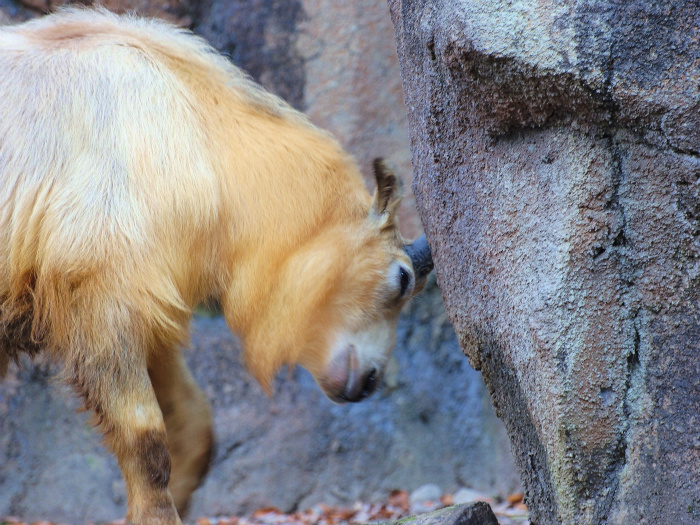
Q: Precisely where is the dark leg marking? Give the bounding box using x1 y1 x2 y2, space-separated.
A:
139 430 172 490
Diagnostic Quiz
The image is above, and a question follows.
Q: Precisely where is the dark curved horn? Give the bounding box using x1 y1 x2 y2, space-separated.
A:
403 234 434 280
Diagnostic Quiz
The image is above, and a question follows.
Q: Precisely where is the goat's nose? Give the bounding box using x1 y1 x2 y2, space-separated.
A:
360 368 378 399
342 367 379 403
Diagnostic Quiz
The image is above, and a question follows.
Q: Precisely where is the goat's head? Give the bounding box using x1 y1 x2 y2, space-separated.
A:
314 160 433 403
238 159 433 403
297 160 433 403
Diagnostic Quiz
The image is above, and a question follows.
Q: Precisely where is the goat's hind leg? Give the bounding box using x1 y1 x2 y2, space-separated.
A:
68 333 182 525
149 349 214 515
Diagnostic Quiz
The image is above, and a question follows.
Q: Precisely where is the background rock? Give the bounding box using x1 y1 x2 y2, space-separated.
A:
385 502 499 525
409 484 443 506
295 0 420 237
389 1 700 524
194 0 306 110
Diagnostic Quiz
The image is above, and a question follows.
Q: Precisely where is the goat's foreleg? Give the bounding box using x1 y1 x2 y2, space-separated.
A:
67 330 181 525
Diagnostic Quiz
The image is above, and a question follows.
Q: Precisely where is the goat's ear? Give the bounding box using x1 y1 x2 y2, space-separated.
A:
370 158 403 227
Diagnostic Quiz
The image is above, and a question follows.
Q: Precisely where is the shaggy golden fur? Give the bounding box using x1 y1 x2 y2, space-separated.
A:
0 8 418 524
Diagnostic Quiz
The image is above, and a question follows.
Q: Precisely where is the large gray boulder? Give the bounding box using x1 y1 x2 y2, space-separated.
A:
389 1 700 524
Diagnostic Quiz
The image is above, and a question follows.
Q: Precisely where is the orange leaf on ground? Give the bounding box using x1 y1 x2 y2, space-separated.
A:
321 506 357 522
374 506 397 519
506 493 524 505
252 508 283 518
388 489 409 512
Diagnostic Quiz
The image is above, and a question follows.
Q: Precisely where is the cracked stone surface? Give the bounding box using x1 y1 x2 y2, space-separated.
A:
389 1 700 524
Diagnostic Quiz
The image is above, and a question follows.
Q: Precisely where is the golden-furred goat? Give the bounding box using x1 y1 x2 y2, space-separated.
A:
0 9 433 524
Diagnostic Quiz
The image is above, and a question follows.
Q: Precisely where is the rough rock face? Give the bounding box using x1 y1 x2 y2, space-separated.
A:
0 3 521 519
389 1 700 525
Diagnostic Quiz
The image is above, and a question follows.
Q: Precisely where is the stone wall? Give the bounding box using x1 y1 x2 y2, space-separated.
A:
389 1 700 524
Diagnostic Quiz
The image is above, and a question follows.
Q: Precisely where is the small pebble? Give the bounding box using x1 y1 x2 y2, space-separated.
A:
409 483 443 513
409 483 443 504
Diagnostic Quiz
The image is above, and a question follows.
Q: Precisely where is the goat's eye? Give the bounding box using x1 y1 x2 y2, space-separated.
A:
399 267 411 297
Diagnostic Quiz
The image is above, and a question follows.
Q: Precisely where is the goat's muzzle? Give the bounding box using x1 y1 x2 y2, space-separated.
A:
319 344 382 404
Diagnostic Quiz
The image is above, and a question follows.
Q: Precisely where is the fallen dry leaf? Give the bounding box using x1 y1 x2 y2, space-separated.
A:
506 493 524 505
251 508 283 519
388 489 409 512
441 494 454 506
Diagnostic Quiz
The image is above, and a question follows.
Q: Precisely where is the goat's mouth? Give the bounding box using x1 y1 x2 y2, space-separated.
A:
318 345 381 404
